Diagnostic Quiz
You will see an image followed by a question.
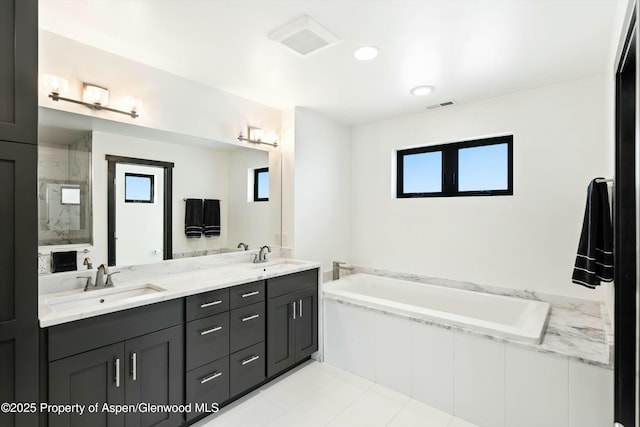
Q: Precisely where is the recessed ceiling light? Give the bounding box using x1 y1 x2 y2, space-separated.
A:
353 46 378 61
410 85 435 96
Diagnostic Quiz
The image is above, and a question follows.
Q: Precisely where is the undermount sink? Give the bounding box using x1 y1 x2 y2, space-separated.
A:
47 283 166 312
250 259 306 273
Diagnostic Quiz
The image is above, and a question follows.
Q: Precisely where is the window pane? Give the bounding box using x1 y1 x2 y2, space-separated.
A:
458 143 508 192
403 151 442 193
125 174 154 202
257 171 269 200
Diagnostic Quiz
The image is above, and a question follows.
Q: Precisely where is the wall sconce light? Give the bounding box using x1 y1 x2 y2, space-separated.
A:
42 74 142 119
237 126 278 147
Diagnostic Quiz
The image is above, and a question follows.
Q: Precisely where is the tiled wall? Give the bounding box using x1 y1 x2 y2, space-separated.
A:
323 300 613 427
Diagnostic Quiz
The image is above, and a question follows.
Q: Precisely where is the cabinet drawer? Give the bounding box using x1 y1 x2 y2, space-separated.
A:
186 312 229 370
229 342 265 397
186 288 230 322
266 269 318 299
48 299 183 362
229 302 265 353
185 356 229 422
229 280 265 309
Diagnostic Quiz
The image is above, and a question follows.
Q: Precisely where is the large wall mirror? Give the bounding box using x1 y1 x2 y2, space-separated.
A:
38 107 282 269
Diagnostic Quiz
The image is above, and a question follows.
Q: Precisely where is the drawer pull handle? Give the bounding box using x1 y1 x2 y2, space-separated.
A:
241 291 260 298
241 314 260 322
200 326 223 335
115 358 120 388
200 371 222 384
241 355 260 366
201 300 223 308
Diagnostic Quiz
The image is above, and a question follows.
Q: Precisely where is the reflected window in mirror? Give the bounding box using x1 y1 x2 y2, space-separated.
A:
253 167 269 202
125 173 155 203
38 131 93 246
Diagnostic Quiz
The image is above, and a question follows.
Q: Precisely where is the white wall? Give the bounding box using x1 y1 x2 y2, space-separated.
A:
91 131 230 265
351 75 611 300
290 108 352 280
39 30 282 152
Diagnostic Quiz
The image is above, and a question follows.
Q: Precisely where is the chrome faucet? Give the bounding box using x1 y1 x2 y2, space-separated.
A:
237 242 249 251
253 245 271 263
95 264 108 287
332 261 355 280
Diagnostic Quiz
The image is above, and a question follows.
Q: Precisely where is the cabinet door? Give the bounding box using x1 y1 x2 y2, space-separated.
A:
49 343 125 427
266 293 295 378
294 288 318 361
0 0 37 144
124 326 184 427
0 141 37 427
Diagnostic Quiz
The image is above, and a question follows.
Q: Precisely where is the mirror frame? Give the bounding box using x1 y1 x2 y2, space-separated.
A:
106 154 175 266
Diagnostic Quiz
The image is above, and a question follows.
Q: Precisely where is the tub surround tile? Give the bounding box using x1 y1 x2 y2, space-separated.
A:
448 417 481 427
568 359 614 427
454 334 506 427
341 304 377 382
505 345 569 427
373 312 412 396
327 268 612 368
411 322 455 414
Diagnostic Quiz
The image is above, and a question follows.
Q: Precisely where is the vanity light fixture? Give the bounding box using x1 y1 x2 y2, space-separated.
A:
410 85 435 96
237 126 278 147
42 74 141 119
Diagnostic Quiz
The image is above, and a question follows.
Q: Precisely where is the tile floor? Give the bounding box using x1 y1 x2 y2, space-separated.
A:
192 361 479 427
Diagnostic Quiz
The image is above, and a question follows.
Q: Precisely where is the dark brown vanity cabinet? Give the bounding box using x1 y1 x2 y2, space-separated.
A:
266 269 319 378
0 1 39 427
185 281 266 422
46 300 184 427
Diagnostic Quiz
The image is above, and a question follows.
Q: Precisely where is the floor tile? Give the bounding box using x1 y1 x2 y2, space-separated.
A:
192 361 468 427
388 399 453 427
325 384 407 427
448 416 480 427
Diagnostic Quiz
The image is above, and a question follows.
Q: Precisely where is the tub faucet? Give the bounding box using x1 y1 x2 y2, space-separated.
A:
254 245 271 263
237 242 249 251
333 261 355 280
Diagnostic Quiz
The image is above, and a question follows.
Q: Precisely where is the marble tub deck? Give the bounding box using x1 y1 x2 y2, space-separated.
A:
326 268 613 368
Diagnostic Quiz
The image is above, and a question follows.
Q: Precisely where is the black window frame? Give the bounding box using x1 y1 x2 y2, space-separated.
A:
253 167 269 202
124 172 155 203
396 135 513 198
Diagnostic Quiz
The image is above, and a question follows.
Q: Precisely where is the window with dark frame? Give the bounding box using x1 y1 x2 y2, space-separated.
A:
253 167 269 202
124 173 155 203
396 135 513 198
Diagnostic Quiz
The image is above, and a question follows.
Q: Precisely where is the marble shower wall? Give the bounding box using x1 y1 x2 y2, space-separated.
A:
38 133 92 245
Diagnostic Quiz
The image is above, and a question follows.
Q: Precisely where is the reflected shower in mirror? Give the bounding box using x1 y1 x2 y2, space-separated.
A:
38 130 92 245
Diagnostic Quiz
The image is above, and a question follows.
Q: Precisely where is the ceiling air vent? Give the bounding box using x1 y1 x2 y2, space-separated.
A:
269 15 341 57
426 101 455 110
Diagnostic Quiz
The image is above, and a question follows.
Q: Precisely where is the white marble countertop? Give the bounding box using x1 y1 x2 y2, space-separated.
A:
39 258 321 328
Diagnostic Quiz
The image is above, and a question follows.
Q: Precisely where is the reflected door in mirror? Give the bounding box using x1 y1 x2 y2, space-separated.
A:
115 164 164 266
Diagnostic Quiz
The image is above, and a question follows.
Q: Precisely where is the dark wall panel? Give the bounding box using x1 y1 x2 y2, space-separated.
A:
0 158 15 322
0 339 16 426
0 0 16 124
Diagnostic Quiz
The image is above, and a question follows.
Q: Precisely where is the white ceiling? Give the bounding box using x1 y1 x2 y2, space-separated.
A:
39 0 625 125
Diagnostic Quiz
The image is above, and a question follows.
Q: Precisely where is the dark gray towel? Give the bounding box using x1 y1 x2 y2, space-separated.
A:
185 198 203 238
203 199 221 237
572 179 613 288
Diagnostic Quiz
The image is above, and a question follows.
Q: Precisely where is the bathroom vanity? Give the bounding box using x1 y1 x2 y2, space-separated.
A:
38 260 320 427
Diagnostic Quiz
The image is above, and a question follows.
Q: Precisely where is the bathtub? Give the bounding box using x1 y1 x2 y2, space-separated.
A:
323 273 550 344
